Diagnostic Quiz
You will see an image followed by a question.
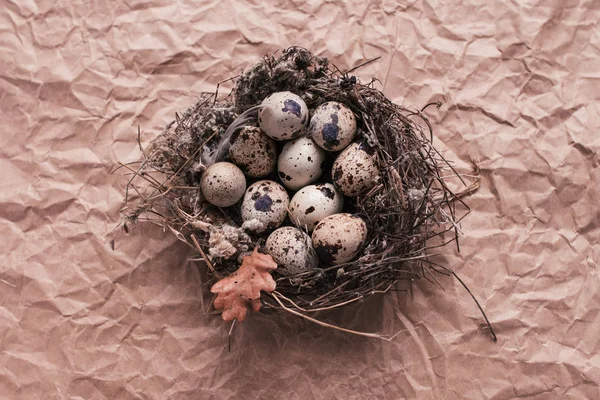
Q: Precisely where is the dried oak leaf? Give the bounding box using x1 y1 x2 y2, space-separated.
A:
210 248 277 322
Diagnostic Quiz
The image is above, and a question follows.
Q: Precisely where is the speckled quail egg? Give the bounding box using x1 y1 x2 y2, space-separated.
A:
312 213 367 265
288 183 344 231
310 101 357 151
277 137 326 190
259 91 309 141
229 126 277 178
332 141 380 197
200 162 246 207
265 227 319 276
241 180 290 233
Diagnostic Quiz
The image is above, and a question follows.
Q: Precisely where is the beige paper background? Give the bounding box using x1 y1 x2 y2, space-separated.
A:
1 0 599 398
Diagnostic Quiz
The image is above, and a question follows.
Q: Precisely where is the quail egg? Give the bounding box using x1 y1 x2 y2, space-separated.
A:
241 180 289 233
288 183 343 231
229 126 277 178
200 162 246 207
332 141 380 197
311 213 367 265
277 137 326 190
310 101 357 151
265 227 319 276
259 91 309 141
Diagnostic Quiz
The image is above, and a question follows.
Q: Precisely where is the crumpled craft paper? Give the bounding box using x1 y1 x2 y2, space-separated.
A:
1 0 599 399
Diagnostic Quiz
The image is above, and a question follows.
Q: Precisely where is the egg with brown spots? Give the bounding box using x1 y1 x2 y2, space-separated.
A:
288 183 343 231
265 227 319 276
229 126 277 178
277 137 326 190
241 180 289 233
200 162 246 207
259 91 309 141
310 101 357 151
312 213 367 265
332 141 380 197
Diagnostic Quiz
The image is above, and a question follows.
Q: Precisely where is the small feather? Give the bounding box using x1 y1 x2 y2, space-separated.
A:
202 105 265 166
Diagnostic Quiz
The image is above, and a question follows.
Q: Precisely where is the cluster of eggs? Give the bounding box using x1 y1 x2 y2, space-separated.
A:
200 92 380 275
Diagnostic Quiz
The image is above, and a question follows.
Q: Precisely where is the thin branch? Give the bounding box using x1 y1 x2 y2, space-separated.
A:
137 125 143 152
345 56 382 74
228 319 236 352
450 270 497 342
191 234 223 279
269 292 401 341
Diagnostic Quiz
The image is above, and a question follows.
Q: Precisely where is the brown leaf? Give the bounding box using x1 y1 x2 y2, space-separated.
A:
210 248 277 322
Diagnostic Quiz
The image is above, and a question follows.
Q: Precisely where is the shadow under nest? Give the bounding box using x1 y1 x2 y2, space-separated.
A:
120 47 492 339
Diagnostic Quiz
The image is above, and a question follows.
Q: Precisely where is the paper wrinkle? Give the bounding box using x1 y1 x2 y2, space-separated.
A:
1 0 599 398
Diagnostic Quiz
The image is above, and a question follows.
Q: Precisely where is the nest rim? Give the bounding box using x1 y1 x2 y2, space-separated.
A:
121 46 479 318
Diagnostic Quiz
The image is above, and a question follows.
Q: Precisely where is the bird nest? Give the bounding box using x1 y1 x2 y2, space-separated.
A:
120 47 493 339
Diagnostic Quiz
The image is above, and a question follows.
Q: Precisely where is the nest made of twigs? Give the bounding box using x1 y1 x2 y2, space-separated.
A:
120 47 491 337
